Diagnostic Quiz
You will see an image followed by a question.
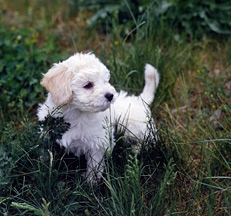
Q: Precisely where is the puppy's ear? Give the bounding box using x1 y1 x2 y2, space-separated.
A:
41 64 72 106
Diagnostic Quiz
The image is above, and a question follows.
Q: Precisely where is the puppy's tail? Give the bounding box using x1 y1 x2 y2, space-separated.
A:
140 64 160 105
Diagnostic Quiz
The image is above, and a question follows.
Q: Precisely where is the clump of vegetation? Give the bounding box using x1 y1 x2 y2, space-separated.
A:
0 27 66 112
74 0 231 39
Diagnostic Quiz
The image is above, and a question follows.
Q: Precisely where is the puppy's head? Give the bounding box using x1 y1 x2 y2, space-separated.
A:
41 53 116 112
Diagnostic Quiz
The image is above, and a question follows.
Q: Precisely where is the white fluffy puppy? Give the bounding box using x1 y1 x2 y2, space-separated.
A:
37 53 159 182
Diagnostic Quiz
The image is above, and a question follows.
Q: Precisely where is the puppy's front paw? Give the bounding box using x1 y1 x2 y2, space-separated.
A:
82 169 102 184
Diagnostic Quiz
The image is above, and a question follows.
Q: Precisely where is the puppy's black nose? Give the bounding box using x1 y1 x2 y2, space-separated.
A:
105 93 114 102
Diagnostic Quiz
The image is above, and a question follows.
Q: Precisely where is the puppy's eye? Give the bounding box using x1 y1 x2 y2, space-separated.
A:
83 82 93 89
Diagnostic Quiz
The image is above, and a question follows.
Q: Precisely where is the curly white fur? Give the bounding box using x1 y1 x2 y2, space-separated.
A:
37 53 159 182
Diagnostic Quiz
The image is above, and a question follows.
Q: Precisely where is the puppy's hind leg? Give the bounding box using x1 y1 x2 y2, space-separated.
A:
140 64 160 105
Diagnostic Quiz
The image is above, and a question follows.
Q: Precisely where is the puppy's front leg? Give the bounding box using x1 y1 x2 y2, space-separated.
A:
85 150 105 183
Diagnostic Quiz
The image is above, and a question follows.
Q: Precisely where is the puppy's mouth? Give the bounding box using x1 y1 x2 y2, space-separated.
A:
91 94 115 113
93 100 113 113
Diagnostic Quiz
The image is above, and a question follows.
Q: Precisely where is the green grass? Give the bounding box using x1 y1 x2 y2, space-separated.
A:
1 0 231 215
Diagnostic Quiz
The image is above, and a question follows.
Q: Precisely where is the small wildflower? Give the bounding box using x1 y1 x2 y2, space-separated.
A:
197 69 200 73
32 32 39 39
17 35 22 40
114 40 119 45
222 105 228 111
27 6 33 14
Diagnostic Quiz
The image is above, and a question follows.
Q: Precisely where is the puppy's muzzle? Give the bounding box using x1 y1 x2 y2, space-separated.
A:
105 93 114 102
